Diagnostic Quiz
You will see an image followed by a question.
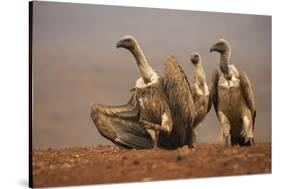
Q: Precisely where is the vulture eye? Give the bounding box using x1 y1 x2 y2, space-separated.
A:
217 42 224 46
126 38 132 43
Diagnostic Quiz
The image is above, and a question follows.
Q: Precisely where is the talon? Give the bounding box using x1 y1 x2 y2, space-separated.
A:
189 144 195 149
141 120 166 133
140 120 169 148
245 137 255 146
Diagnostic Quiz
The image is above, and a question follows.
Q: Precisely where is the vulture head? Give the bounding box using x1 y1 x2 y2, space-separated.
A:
210 38 231 54
116 35 138 50
190 52 201 65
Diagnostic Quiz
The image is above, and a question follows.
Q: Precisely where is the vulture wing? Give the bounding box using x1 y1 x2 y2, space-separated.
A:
207 84 213 113
162 56 195 147
91 92 153 149
211 69 220 116
239 70 256 127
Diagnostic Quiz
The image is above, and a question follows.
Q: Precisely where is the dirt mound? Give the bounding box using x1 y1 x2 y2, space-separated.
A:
32 143 271 187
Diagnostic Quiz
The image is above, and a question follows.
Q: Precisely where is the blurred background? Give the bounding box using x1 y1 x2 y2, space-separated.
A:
32 1 271 149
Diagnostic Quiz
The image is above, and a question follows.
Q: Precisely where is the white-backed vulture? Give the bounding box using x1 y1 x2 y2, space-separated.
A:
190 52 212 142
92 35 172 149
91 35 195 149
210 38 256 146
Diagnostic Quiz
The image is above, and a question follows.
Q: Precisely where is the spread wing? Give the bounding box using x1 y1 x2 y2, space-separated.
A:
211 69 220 116
162 55 195 147
239 70 256 126
91 92 153 149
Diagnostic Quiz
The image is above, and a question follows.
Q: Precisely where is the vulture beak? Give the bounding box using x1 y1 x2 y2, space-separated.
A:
210 42 219 53
116 40 123 48
209 46 215 53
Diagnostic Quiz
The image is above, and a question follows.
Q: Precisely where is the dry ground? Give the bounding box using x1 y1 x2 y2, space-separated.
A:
32 143 271 187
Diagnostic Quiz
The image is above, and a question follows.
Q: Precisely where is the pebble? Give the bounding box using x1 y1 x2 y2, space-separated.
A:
133 160 140 165
49 165 55 170
176 152 185 161
74 154 79 158
142 177 153 181
62 163 72 168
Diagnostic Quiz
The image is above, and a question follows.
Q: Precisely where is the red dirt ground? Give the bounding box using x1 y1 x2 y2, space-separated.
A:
32 143 271 187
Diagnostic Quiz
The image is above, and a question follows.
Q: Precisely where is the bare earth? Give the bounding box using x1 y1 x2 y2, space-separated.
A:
32 143 271 187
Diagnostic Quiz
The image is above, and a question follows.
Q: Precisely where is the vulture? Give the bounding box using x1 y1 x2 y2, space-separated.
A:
91 35 195 149
210 38 256 146
190 52 212 142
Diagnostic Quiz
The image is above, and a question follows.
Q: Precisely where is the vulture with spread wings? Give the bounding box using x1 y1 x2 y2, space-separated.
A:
91 35 195 149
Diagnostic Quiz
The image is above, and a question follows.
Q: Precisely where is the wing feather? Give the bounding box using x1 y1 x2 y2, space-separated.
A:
163 55 195 146
239 70 256 126
211 70 220 116
91 92 153 149
207 84 213 113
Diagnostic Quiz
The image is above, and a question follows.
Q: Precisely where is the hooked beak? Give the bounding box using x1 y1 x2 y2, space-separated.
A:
209 46 215 53
116 40 122 48
191 60 198 65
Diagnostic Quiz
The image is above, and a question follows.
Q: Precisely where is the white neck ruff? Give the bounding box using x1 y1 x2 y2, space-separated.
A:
135 72 159 89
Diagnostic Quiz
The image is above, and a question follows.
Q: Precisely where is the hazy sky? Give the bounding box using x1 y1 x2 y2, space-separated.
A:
32 1 271 148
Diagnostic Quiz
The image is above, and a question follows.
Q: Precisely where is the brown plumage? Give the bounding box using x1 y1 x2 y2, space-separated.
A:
92 35 172 149
210 38 256 146
91 35 195 149
160 56 195 148
91 92 154 149
135 77 173 149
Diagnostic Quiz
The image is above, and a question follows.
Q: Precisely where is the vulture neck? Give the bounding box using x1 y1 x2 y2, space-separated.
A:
219 51 232 79
131 45 154 84
192 61 206 87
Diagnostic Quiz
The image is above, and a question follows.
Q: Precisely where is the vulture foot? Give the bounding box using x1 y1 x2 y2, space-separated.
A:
141 120 168 149
140 120 169 134
244 137 255 146
146 129 159 149
189 144 195 150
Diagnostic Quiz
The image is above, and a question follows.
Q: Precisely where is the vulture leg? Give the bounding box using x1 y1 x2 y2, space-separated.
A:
249 138 255 146
241 137 255 146
225 135 231 147
192 127 197 144
218 111 231 147
141 119 171 149
145 128 159 149
240 113 255 146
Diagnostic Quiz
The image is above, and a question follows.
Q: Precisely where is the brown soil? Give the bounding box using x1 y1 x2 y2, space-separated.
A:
32 143 271 187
